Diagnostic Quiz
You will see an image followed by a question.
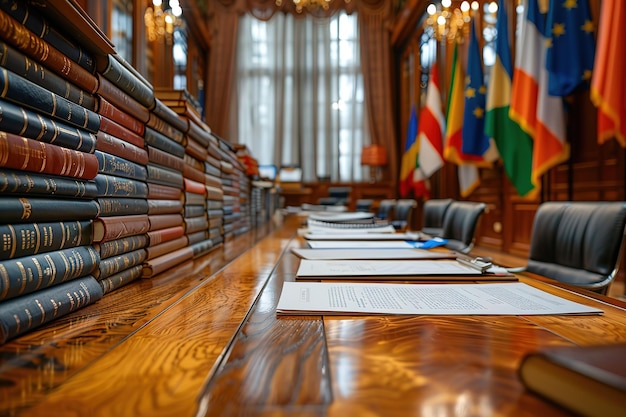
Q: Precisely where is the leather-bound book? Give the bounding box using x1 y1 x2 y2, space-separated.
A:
146 113 185 145
0 132 98 180
95 151 148 181
94 234 148 260
96 248 147 281
99 115 146 149
144 127 186 158
0 196 99 224
95 75 150 124
146 225 185 247
0 220 93 261
99 264 142 295
0 68 99 132
96 197 149 217
92 214 150 243
148 213 184 232
151 98 188 133
0 169 98 199
147 199 184 215
141 246 193 278
96 131 149 166
0 245 99 302
98 97 145 136
147 183 182 201
96 54 154 109
146 163 184 188
0 8 97 93
94 174 148 198
148 146 185 172
0 276 103 344
519 343 626 417
0 99 97 153
145 235 188 261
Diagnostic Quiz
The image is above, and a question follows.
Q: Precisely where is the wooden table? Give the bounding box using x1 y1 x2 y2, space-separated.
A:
2 214 626 417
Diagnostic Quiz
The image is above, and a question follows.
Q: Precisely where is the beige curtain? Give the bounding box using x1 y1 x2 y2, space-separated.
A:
206 0 397 182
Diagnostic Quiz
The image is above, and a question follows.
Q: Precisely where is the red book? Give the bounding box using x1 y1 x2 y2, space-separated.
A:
97 97 145 136
96 131 149 166
92 214 150 243
147 183 182 200
98 115 145 149
0 132 98 180
146 225 185 246
184 178 206 195
96 75 150 123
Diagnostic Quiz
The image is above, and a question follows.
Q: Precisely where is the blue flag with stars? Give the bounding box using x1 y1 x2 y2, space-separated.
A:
462 18 489 158
546 0 596 96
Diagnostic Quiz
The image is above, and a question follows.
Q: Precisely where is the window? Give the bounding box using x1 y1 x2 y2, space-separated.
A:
233 11 370 183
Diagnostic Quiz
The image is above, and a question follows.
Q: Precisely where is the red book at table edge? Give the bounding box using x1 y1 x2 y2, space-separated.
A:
518 343 626 417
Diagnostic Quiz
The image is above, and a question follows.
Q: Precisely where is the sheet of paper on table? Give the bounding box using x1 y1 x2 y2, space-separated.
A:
291 248 458 260
276 282 603 316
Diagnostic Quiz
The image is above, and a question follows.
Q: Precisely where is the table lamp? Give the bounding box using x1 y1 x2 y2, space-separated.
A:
361 144 388 183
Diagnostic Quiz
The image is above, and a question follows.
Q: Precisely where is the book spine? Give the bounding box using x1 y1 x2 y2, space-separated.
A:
0 245 100 301
151 98 189 133
184 216 209 234
95 130 149 165
146 225 185 246
184 153 206 172
98 115 145 149
95 150 148 181
99 264 142 295
0 8 98 93
147 183 182 200
142 246 193 278
184 178 207 195
146 113 185 144
147 146 185 172
0 68 100 132
0 132 98 179
0 276 103 344
97 97 145 136
187 119 212 147
98 54 154 109
186 230 208 245
96 197 149 217
190 239 214 258
0 196 99 224
0 169 98 199
148 214 184 232
184 205 206 218
93 174 149 198
185 137 209 161
94 234 148 259
96 248 147 281
145 235 188 261
183 163 207 185
146 163 184 188
93 214 150 243
0 41 96 111
0 220 93 261
183 192 206 206
96 75 150 123
147 199 183 215
144 127 186 158
0 99 97 153
0 0 95 72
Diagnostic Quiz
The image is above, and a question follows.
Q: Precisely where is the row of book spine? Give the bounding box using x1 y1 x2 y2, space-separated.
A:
0 0 257 345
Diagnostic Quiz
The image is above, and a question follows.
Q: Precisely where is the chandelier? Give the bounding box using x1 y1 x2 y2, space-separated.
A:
275 0 349 13
425 0 476 41
145 0 183 44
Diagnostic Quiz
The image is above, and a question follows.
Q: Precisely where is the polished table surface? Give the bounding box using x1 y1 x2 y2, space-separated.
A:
2 214 626 417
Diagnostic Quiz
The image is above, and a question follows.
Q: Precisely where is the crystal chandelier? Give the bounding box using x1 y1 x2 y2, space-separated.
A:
275 0 347 13
145 0 183 44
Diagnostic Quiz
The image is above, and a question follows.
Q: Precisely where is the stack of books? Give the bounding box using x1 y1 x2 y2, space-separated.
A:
0 2 105 343
206 134 225 247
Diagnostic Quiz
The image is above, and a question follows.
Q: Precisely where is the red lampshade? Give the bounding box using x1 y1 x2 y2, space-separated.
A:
361 144 388 167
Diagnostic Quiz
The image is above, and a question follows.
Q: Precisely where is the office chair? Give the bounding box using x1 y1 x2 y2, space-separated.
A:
376 199 396 220
519 201 626 295
391 199 417 231
421 198 453 237
356 199 374 212
440 201 486 253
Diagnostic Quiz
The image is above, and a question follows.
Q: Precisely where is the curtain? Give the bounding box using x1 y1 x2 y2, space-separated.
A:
230 11 369 183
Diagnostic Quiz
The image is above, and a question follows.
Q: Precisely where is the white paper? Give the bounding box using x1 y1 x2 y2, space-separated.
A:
296 259 485 277
291 248 457 260
304 231 418 240
276 282 603 316
306 241 421 249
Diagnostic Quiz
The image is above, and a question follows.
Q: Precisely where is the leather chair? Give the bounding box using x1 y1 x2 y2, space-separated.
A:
356 199 374 212
522 201 626 295
421 198 453 237
376 199 396 220
440 201 486 253
391 199 417 231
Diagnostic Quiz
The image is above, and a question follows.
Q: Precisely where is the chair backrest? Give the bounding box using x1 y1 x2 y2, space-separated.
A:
356 199 374 212
441 201 486 253
422 198 453 236
391 199 417 230
526 201 626 294
376 199 396 220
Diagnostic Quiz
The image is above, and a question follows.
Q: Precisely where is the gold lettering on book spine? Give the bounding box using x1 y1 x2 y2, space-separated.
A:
18 197 32 220
35 299 45 324
0 264 9 299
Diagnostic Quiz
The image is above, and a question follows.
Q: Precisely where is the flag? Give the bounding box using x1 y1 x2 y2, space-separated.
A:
590 0 626 147
545 0 596 96
443 42 480 198
510 0 568 193
484 0 536 198
417 62 445 181
399 105 426 197
462 17 497 163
